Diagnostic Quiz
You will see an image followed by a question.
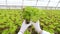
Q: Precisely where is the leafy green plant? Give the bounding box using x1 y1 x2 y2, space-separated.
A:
0 7 60 34
23 7 43 22
0 9 23 34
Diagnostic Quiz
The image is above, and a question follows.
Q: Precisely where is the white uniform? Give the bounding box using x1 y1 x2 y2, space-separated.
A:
18 30 50 34
18 32 22 34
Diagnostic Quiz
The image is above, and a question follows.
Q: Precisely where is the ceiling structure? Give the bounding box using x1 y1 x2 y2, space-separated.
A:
0 0 60 9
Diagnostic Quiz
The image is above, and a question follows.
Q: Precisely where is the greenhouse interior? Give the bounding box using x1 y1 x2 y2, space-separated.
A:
0 0 60 34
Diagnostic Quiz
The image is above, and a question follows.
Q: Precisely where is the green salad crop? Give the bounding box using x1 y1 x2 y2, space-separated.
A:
0 9 23 34
23 7 60 34
0 7 60 34
23 7 43 22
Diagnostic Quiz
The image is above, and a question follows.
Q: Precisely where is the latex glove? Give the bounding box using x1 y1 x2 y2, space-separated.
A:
31 20 41 33
18 20 32 34
31 20 50 34
41 30 50 34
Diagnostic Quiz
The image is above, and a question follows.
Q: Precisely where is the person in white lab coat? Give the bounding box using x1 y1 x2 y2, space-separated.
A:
18 20 50 34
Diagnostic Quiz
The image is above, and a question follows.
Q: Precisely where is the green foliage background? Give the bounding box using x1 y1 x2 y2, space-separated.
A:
0 7 60 34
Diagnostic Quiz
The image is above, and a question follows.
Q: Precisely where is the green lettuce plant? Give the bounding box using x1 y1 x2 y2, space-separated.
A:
0 7 60 34
23 7 43 22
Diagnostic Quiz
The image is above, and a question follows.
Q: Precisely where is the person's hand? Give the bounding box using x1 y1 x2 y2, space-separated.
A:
31 20 50 34
41 30 50 34
31 20 41 33
18 20 32 34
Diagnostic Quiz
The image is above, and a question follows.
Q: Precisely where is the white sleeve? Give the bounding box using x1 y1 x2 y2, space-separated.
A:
18 32 23 34
41 30 50 34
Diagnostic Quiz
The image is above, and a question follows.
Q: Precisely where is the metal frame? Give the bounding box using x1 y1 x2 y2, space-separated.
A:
0 0 60 9
55 0 60 9
46 0 50 9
